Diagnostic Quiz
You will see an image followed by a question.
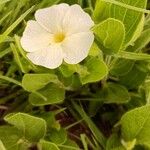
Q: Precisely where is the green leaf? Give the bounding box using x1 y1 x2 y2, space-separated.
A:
126 28 150 52
126 93 145 110
121 105 150 148
29 84 65 106
22 73 59 92
99 0 149 14
110 59 134 76
119 62 148 89
121 139 137 150
4 113 46 142
60 139 79 150
106 134 125 150
59 64 76 77
61 74 82 90
38 140 60 150
127 15 144 47
133 145 149 150
39 112 60 130
0 126 27 150
144 80 150 104
93 18 125 55
48 128 67 145
93 0 147 46
98 82 130 104
89 42 102 57
80 57 108 84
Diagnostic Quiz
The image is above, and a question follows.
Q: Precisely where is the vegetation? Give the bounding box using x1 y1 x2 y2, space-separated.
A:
0 0 150 149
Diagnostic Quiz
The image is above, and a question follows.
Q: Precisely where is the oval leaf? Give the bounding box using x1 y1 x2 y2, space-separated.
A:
93 0 147 46
121 105 150 148
22 73 59 92
38 140 60 150
98 82 130 104
93 18 125 55
4 113 46 142
48 128 67 145
29 84 65 106
80 57 108 84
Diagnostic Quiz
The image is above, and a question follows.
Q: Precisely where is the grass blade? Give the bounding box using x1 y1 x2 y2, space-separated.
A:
0 75 22 87
72 101 106 149
0 6 34 43
0 48 11 58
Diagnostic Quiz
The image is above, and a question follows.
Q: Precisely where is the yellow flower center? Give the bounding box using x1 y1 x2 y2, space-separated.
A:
54 33 65 43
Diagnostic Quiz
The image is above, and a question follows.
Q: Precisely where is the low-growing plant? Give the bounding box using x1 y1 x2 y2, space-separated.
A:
0 0 150 150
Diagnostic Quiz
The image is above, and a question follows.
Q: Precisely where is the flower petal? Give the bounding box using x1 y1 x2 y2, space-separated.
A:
63 4 94 35
62 32 94 64
21 20 52 52
27 45 63 69
35 3 69 33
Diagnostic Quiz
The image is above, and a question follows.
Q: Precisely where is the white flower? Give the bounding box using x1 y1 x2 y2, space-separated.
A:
21 3 94 69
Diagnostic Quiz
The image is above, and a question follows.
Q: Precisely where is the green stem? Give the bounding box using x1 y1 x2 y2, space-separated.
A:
10 43 27 73
14 35 38 71
0 11 11 25
0 90 22 104
0 75 22 87
33 91 47 101
72 101 106 149
0 48 11 58
78 0 83 6
101 55 111 85
116 51 150 61
87 0 93 11
102 0 150 14
65 119 83 130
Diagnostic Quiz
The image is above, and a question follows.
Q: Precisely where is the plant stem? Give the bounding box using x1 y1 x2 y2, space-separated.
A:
0 75 22 87
87 0 93 11
0 90 22 104
102 0 150 14
0 48 11 58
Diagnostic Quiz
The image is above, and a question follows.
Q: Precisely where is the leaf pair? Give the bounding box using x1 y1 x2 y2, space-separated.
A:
107 105 150 149
2 113 79 150
22 74 65 106
60 58 108 85
93 0 147 48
